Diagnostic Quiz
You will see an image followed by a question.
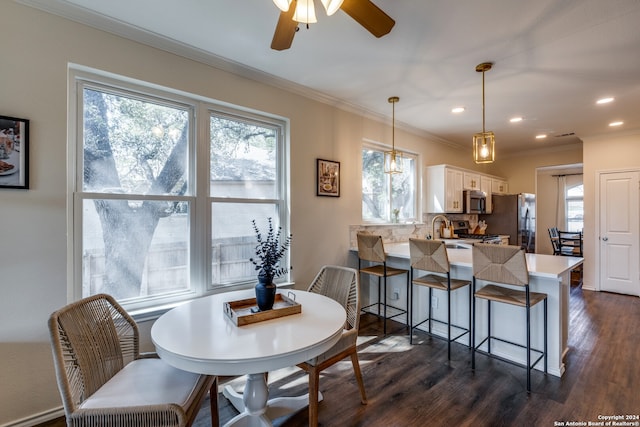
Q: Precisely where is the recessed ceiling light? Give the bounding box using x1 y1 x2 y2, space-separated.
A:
609 121 624 127
510 117 523 123
451 107 465 113
535 134 547 139
597 97 614 104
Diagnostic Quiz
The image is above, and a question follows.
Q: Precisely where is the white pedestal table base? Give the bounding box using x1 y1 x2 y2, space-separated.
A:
222 373 323 427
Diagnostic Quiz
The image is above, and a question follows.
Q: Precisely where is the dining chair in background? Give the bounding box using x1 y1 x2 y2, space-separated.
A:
548 227 561 255
549 227 583 257
297 265 367 427
356 232 410 335
471 243 547 392
408 238 471 359
48 293 218 427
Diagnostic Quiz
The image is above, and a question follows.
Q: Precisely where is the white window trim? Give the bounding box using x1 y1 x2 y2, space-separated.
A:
67 64 290 312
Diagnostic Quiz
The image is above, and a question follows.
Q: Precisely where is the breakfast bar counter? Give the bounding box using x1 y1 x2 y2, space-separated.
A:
351 242 583 377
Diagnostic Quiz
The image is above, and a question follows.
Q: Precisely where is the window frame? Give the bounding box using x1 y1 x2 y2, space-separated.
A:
565 183 584 232
361 141 419 223
67 66 290 313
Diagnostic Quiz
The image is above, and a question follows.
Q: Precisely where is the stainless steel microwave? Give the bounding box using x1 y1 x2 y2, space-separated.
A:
464 190 487 214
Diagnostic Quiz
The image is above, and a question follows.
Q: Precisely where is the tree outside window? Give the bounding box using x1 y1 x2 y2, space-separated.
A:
74 70 288 310
362 146 416 223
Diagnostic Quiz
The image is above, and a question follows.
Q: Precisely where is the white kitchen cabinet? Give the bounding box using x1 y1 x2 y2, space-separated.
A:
480 175 493 213
425 165 463 213
426 165 507 213
492 178 508 194
463 172 481 190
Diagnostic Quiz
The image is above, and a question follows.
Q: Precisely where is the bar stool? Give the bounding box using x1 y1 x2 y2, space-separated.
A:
471 243 547 392
356 233 409 335
408 238 471 359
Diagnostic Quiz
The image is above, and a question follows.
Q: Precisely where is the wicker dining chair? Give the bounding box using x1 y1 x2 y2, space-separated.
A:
48 293 219 427
297 265 367 427
408 238 471 359
471 243 547 392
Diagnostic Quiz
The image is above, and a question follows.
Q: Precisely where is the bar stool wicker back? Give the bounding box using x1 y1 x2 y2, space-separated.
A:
471 243 548 392
408 238 471 359
356 233 409 335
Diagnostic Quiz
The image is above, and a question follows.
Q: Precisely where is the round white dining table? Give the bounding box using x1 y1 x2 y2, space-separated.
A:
151 289 346 427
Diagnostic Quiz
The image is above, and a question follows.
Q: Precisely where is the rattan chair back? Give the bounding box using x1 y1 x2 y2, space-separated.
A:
356 233 386 263
472 243 529 287
409 238 450 274
307 265 359 331
49 293 138 413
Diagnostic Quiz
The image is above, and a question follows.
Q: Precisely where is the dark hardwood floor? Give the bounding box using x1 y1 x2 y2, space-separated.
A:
40 284 640 427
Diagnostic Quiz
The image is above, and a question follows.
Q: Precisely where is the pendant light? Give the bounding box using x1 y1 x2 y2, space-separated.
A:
473 62 495 164
384 96 403 174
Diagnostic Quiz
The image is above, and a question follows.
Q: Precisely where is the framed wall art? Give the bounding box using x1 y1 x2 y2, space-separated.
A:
317 158 340 197
0 115 29 189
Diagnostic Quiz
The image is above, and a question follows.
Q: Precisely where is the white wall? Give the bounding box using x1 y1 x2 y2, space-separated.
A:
582 132 640 291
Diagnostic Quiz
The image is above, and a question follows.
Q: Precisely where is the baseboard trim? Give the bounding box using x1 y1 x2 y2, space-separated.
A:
1 407 64 427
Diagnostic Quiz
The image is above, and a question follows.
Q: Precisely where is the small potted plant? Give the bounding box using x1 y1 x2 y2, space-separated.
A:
392 208 400 223
250 218 292 311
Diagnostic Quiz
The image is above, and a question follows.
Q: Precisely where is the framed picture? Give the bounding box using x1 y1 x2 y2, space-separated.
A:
0 115 29 189
317 158 340 197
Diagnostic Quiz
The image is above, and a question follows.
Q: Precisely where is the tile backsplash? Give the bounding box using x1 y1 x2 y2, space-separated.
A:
349 213 479 248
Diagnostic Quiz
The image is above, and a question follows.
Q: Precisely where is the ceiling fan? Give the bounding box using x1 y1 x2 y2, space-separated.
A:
271 0 395 51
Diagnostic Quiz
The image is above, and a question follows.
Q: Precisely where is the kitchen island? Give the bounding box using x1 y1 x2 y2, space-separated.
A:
351 242 583 377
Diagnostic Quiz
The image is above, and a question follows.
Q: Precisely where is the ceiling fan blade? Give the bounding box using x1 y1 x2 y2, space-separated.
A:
340 0 395 38
271 0 298 50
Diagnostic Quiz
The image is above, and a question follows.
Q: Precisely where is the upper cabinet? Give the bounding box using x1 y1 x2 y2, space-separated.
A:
463 171 481 190
425 165 463 213
425 164 508 213
492 178 509 194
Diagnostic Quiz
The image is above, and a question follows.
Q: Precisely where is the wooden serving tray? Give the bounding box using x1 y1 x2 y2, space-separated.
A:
223 293 301 326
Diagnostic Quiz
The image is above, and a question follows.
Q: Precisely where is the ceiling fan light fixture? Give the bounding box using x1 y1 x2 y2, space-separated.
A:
384 96 404 174
293 0 318 23
320 0 344 15
473 62 496 164
273 0 293 12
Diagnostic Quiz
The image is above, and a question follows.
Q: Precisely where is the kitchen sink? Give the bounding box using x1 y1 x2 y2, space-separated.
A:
445 243 471 250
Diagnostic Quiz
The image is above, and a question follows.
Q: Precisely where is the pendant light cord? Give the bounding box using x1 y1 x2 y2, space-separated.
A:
482 70 486 134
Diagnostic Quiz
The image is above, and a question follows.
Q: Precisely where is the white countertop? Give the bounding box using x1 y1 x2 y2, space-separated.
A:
381 242 583 279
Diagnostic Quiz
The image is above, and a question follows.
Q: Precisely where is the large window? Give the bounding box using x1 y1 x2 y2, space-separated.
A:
362 145 417 222
71 68 289 311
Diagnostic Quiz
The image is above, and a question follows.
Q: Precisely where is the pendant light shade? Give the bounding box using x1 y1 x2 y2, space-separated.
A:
273 0 293 12
321 0 344 15
384 96 403 174
292 0 317 23
473 62 496 164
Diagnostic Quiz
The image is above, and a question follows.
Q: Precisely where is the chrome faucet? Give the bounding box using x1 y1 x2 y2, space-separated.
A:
430 214 449 240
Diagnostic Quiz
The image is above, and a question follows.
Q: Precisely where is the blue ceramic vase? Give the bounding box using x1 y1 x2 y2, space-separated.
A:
255 273 276 311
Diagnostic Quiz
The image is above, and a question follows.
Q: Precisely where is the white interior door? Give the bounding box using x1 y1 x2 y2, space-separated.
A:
599 170 640 296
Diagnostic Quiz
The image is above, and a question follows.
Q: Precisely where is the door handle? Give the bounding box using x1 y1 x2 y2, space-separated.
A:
602 237 608 241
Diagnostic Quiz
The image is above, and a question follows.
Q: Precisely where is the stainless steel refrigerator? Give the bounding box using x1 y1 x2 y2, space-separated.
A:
479 193 536 252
